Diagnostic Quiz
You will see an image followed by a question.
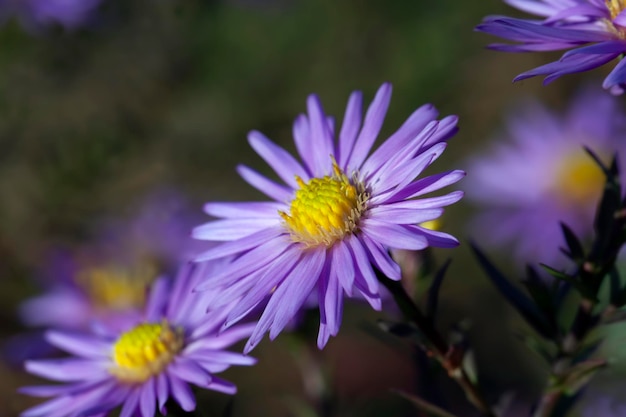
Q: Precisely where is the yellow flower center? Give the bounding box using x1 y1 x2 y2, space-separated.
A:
279 160 368 247
76 262 158 311
606 0 626 37
607 0 626 20
110 322 184 383
553 151 605 207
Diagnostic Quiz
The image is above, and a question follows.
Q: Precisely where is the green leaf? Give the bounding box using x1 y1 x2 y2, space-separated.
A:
471 243 556 339
540 264 597 301
515 332 556 364
559 222 585 262
426 258 452 320
557 358 607 395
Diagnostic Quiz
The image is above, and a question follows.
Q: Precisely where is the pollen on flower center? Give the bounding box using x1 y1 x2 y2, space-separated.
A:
76 262 158 311
606 0 626 37
554 151 605 206
279 160 368 247
607 0 626 20
110 322 184 383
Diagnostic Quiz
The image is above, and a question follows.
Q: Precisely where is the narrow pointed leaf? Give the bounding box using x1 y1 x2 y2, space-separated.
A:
426 259 452 320
471 243 555 338
560 222 585 262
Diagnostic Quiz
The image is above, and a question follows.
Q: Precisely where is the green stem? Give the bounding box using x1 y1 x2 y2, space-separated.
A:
376 270 496 417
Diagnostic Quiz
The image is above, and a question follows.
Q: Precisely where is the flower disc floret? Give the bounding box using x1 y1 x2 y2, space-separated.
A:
193 83 464 352
76 263 157 311
280 161 368 247
111 322 183 383
607 0 626 20
554 151 605 206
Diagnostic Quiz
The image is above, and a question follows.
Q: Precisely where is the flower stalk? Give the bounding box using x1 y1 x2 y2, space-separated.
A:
376 270 496 417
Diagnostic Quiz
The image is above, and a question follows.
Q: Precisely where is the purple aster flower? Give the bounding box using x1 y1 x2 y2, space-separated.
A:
19 263 257 417
464 87 626 266
0 0 102 31
19 190 206 333
193 83 464 352
476 0 626 94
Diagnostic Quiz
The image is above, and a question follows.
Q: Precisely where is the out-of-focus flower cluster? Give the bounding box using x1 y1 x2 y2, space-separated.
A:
477 0 626 93
14 85 463 417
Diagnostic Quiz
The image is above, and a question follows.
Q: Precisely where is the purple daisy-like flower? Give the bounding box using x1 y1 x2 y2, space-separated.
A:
464 87 626 266
477 0 626 94
19 263 257 417
193 83 464 352
19 190 206 333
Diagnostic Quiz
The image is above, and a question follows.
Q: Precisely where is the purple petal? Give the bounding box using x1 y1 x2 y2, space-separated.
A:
25 358 107 382
414 226 460 248
514 52 618 84
189 323 256 350
330 241 355 296
306 94 335 176
203 201 285 219
169 357 212 386
292 114 314 175
21 396 75 417
248 130 309 188
337 90 363 168
197 235 291 290
236 165 293 202
346 83 392 169
562 40 626 57
362 104 439 174
193 350 257 366
268 249 326 339
139 380 156 417
361 219 429 250
382 170 466 203
169 373 196 411
207 377 238 395
360 234 401 281
603 55 626 90
145 277 170 322
192 218 278 241
347 235 379 294
224 249 300 326
318 272 343 348
244 249 324 352
368 206 443 225
194 226 285 262
157 373 169 413
45 331 110 358
119 387 140 417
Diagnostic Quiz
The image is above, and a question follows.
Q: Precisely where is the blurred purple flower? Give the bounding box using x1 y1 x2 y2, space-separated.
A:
193 83 463 352
0 0 102 31
19 263 257 417
19 190 206 333
477 0 626 94
582 397 626 416
465 87 626 266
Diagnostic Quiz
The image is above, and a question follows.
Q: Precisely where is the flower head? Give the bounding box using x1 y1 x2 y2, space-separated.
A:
476 0 626 93
193 83 464 352
464 87 626 266
19 190 205 333
19 263 257 417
